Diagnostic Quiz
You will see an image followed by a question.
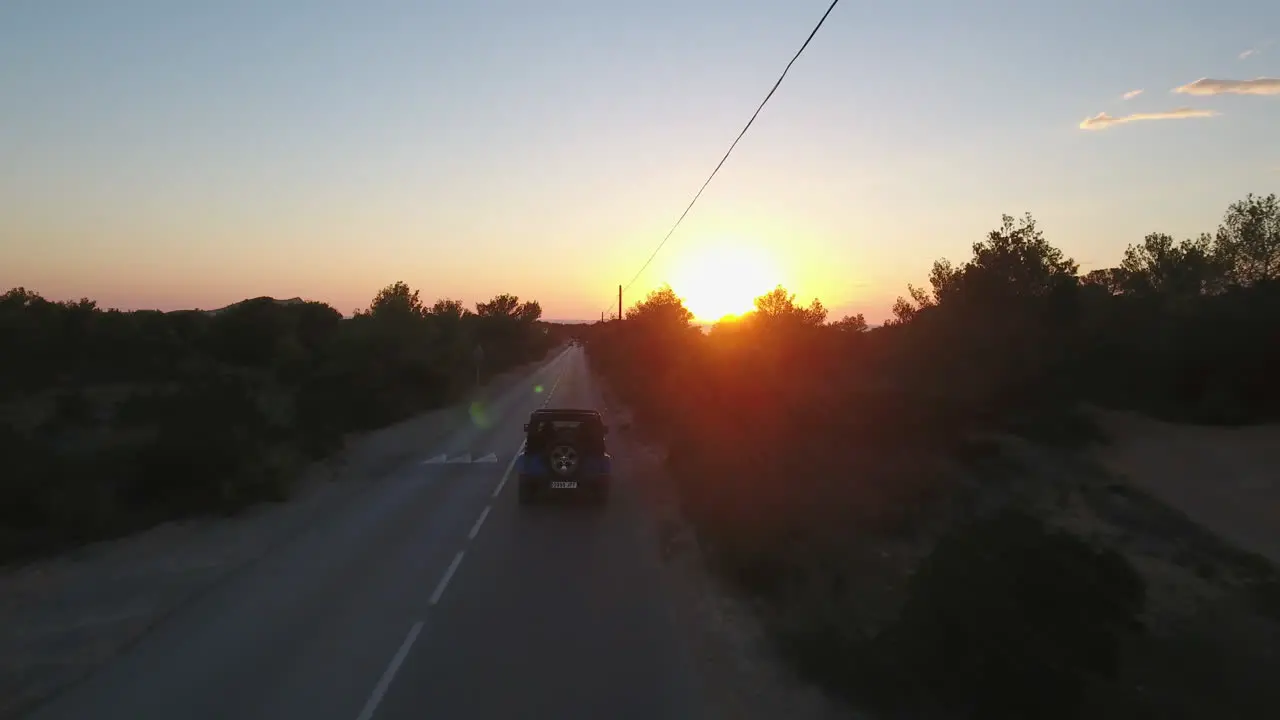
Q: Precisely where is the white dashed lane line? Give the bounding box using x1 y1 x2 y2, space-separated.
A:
437 359 564 603
429 551 465 606
359 351 578 719
542 371 563 408
487 360 563 498
490 442 523 499
467 505 490 540
355 620 423 720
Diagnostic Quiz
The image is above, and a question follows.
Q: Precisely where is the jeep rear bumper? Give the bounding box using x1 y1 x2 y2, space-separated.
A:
518 473 610 493
517 452 612 476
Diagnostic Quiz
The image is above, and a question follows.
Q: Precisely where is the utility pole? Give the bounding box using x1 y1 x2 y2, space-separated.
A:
617 284 622 321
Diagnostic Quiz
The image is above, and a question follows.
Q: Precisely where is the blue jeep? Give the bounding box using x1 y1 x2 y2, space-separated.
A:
517 408 612 505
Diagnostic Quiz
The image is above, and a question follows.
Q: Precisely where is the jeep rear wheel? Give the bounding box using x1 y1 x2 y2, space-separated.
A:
548 443 581 477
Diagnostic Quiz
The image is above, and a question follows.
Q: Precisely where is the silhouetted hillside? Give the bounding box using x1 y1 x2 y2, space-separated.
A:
0 281 555 563
201 296 307 316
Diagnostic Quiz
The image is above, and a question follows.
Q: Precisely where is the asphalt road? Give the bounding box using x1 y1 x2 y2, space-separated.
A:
26 346 704 720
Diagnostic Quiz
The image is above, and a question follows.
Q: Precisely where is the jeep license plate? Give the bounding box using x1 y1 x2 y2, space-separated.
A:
550 481 578 489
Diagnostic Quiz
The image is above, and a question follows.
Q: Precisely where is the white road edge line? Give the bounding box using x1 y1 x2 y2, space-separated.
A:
355 620 423 720
491 440 525 498
468 505 491 540
430 551 465 606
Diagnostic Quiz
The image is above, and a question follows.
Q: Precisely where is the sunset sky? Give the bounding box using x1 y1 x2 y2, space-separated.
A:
2 0 1277 323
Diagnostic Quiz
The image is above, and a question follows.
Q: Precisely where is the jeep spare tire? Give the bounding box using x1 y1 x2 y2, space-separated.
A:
547 431 582 478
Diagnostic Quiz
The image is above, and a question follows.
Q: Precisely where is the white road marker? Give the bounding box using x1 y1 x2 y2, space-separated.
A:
446 453 471 464
468 505 491 540
355 620 423 720
541 367 565 407
421 454 446 465
474 452 498 463
491 440 525 498
430 551 465 605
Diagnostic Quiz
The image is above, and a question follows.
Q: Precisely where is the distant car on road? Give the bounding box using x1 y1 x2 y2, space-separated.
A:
517 408 612 505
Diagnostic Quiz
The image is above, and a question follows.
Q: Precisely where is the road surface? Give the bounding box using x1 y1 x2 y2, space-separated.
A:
25 346 704 720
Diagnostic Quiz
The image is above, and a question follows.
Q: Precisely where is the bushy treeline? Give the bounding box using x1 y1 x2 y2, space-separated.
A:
0 281 558 562
887 192 1280 426
584 192 1280 719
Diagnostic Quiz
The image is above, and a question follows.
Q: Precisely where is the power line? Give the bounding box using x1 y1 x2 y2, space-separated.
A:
604 0 843 319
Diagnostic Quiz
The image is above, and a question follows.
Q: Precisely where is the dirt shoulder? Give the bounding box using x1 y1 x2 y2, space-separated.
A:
597 387 858 720
1086 407 1280 566
0 351 561 720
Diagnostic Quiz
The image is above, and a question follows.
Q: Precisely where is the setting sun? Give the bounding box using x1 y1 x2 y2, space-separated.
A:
668 242 779 322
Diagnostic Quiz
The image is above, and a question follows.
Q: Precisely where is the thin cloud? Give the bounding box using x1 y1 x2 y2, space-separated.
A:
1174 77 1280 95
1079 107 1219 131
1239 39 1275 60
1122 89 1144 100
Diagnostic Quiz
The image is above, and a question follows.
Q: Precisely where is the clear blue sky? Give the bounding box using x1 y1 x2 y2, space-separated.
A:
2 0 1276 322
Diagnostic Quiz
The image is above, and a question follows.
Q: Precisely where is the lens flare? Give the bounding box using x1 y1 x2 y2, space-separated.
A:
469 401 492 428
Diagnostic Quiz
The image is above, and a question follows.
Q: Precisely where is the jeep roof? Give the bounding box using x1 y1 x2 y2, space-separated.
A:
528 408 602 421
524 408 607 435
